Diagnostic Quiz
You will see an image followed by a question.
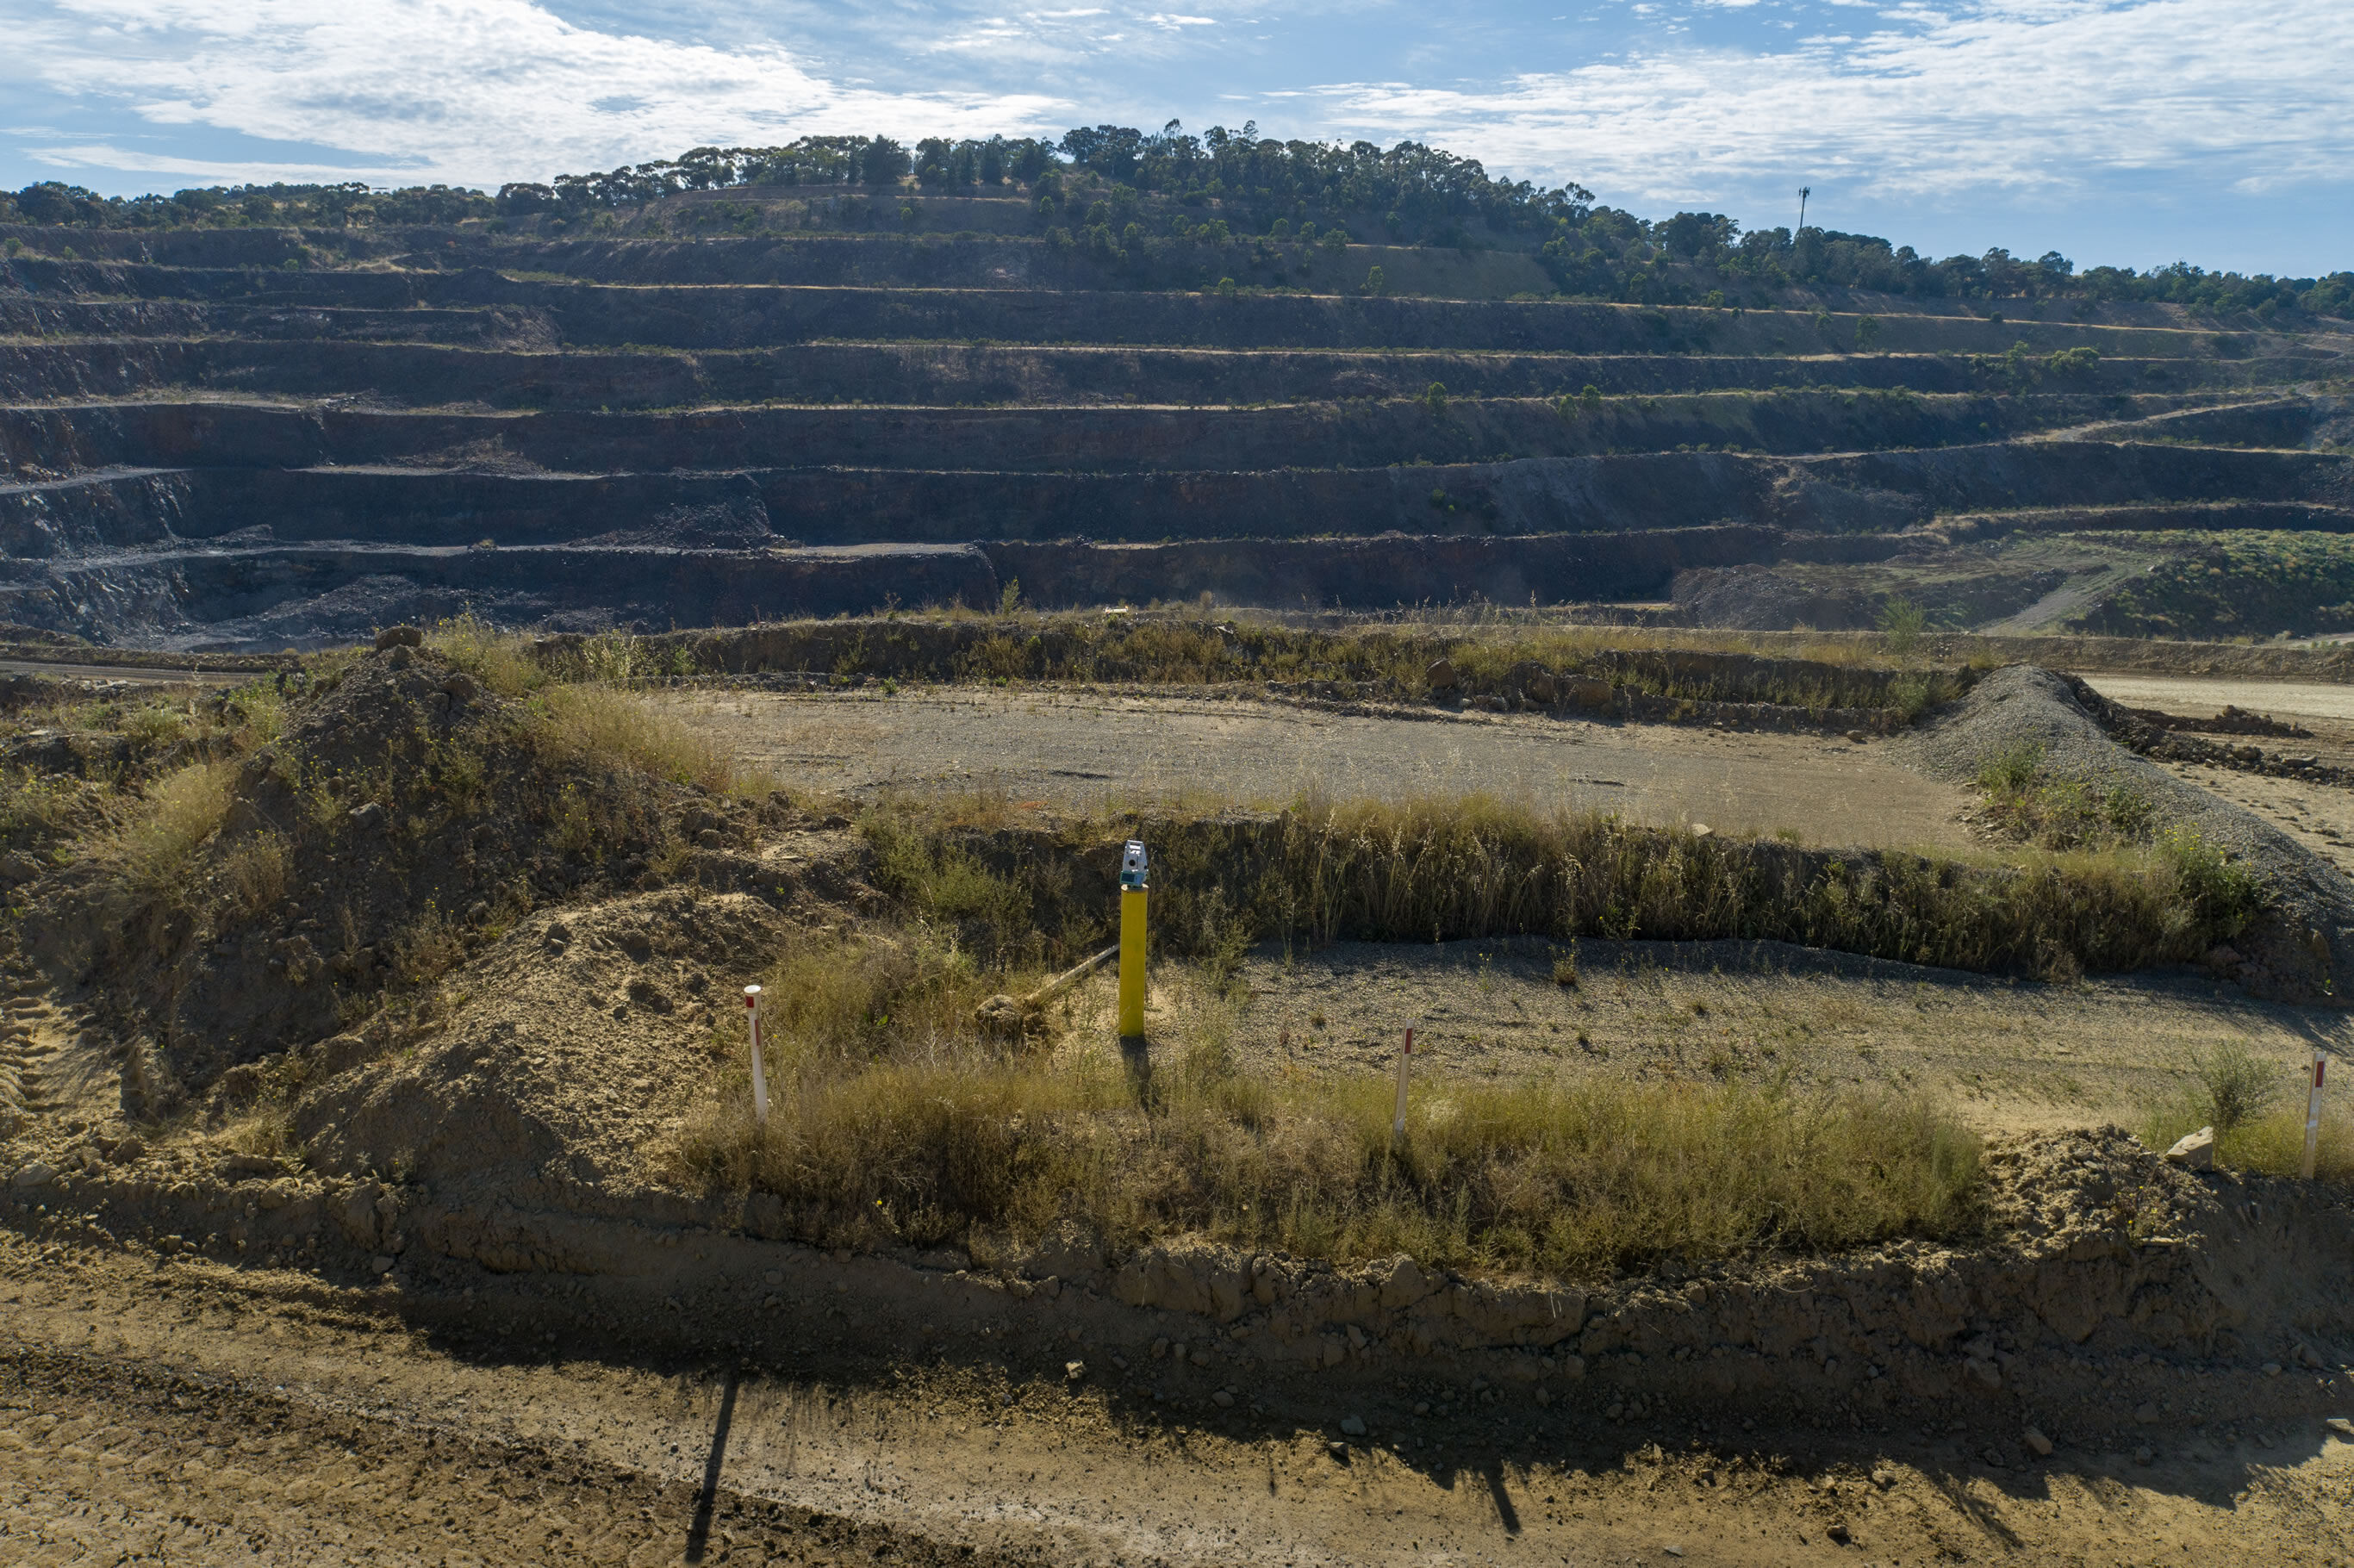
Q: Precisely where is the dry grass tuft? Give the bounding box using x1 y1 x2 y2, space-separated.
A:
104 761 233 895
220 831 292 918
537 684 763 796
426 611 545 698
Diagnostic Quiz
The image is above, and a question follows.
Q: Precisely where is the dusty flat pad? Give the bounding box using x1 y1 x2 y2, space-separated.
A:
1075 936 2347 1133
2080 674 2354 725
670 689 1978 849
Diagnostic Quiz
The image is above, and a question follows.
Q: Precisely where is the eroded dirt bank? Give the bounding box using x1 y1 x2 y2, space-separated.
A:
3 1210 2351 1567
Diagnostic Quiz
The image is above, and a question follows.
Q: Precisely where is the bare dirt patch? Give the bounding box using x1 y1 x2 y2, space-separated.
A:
666 688 1978 850
1123 937 2347 1136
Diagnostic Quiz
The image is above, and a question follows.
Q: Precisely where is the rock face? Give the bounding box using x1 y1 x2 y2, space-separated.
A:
2 234 2345 646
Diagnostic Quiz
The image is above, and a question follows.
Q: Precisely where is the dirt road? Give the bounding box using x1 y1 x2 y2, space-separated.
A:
668 689 1977 849
4 1233 2349 1567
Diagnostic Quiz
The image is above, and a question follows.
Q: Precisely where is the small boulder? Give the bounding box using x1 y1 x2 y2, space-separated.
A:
2164 1126 2216 1170
374 625 424 650
1846 730 1868 744
10 1161 55 1189
2023 1426 2054 1457
1377 1254 1433 1310
2325 1417 2354 1438
1064 1360 1087 1382
1964 1355 2002 1391
441 671 479 702
1338 1415 1367 1437
1424 658 1457 693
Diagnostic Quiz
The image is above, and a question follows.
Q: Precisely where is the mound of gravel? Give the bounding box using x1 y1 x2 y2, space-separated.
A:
1899 664 2354 1000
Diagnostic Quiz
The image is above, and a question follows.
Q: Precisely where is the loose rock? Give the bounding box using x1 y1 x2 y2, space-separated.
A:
2164 1126 2216 1170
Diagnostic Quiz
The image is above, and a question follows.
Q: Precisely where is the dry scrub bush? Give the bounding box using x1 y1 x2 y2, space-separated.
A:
2142 1095 2353 1185
425 611 544 698
672 961 1982 1279
664 614 1953 715
2141 1040 2351 1184
220 831 291 918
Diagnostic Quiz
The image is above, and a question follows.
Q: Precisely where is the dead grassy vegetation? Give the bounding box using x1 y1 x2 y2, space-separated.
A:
669 930 1983 1279
628 613 1965 715
859 790 2259 982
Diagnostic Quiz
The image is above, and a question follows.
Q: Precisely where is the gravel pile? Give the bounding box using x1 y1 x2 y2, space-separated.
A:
1898 663 2354 1001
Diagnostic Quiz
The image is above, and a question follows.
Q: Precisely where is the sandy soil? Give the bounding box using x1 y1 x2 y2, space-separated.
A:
666 689 1978 850
1052 937 2348 1137
5 1234 2350 1567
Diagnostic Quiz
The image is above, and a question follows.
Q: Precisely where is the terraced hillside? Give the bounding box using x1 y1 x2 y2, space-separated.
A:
3 203 2351 648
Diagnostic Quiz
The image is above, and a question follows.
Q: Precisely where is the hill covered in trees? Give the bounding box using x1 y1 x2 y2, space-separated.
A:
8 125 2348 320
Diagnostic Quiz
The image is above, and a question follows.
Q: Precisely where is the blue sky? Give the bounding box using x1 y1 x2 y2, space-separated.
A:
5 0 2349 276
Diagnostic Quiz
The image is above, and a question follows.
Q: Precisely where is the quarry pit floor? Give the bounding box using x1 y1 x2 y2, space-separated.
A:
664 688 1979 851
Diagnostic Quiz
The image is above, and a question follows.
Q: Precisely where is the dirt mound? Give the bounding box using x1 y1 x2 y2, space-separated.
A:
20 643 765 1109
1900 663 2354 999
290 886 814 1192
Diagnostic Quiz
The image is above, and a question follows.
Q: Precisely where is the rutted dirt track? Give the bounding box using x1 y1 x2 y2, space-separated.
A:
3 1234 2351 1567
664 688 1977 849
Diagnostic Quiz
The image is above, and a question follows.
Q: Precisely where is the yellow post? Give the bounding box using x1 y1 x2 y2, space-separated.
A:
1118 840 1149 1039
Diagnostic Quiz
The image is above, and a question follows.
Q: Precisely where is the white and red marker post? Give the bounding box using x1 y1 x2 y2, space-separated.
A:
744 985 770 1126
2301 1047 2329 1180
1392 1024 1417 1148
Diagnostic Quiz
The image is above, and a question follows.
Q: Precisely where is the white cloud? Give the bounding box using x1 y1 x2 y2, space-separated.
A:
21 0 1067 188
1318 0 2354 206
